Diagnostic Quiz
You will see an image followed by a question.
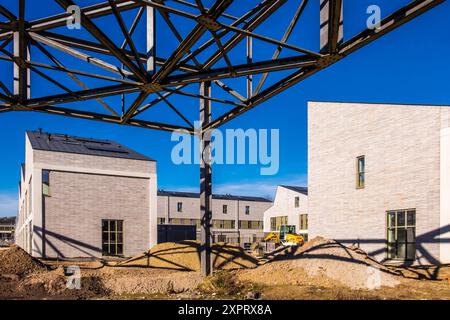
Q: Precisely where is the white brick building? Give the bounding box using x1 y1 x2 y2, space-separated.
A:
157 190 272 245
308 101 450 265
263 186 308 238
16 131 158 258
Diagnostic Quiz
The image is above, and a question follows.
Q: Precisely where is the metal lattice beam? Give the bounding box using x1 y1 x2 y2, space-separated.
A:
0 0 444 278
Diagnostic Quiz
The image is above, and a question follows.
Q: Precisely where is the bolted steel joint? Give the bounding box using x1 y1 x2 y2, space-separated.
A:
196 14 221 32
316 54 342 68
143 83 162 93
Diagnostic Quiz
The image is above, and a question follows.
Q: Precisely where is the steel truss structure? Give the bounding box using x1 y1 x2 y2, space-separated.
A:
0 0 445 275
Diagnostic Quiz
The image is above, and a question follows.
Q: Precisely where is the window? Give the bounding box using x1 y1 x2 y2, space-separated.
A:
42 170 50 196
299 214 308 230
177 202 183 212
270 216 288 231
356 156 365 189
239 220 263 230
212 220 235 229
102 219 123 256
216 235 227 242
245 206 250 215
387 209 416 261
223 205 228 214
295 196 299 208
157 218 165 224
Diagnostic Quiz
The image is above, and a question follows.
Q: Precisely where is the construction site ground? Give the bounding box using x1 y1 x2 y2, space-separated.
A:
0 239 449 300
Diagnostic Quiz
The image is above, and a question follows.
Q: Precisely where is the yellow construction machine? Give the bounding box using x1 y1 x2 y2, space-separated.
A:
263 225 304 247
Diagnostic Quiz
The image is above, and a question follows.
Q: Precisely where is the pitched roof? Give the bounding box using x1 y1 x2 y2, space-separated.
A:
157 190 272 203
279 185 308 195
26 130 154 161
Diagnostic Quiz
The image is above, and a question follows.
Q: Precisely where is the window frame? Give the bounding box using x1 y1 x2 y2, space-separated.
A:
177 202 183 212
101 219 124 257
356 155 365 189
295 196 300 208
299 213 308 230
386 209 416 261
223 204 228 214
245 205 250 215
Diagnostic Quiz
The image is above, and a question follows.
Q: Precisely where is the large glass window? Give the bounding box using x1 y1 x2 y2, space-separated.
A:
299 214 308 230
387 209 416 261
270 216 288 231
102 219 123 256
212 220 235 229
356 156 365 189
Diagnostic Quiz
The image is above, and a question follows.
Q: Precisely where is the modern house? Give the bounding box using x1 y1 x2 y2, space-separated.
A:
157 190 272 246
308 101 450 265
15 130 158 258
263 185 308 239
0 217 15 245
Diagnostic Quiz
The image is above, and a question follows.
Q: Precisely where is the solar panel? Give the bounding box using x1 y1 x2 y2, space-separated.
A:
85 145 128 154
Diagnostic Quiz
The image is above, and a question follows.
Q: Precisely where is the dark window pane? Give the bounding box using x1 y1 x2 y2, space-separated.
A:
117 220 123 231
117 232 123 243
110 232 116 242
397 229 406 242
102 232 109 242
102 220 108 230
407 227 415 242
397 243 406 259
407 211 415 226
117 244 123 255
406 244 416 260
397 211 405 226
102 244 109 254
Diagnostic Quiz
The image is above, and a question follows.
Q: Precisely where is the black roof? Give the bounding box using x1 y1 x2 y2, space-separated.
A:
279 185 308 195
27 130 154 161
157 190 272 203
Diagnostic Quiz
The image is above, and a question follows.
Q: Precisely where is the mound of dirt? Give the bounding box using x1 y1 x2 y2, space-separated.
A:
0 245 47 277
118 241 258 272
238 237 401 290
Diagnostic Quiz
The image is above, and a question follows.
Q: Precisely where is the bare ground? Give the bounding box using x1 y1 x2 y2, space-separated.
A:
0 243 449 300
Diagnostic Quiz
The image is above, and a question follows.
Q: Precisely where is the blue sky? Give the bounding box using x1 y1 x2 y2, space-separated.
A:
0 1 449 216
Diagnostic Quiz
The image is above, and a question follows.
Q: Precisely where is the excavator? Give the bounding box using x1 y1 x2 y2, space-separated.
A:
263 225 305 247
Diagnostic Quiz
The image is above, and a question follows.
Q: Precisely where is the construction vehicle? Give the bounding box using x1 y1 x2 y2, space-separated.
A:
263 225 304 247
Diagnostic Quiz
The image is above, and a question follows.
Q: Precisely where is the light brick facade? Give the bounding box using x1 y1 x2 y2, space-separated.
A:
308 101 450 265
263 186 308 236
15 132 157 258
157 191 272 245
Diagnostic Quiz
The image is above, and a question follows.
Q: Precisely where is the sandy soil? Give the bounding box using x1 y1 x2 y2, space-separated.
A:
119 241 259 271
0 242 449 300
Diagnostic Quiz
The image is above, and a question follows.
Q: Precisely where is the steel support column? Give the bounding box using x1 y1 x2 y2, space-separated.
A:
320 0 343 53
200 80 212 277
14 0 30 104
146 4 156 73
